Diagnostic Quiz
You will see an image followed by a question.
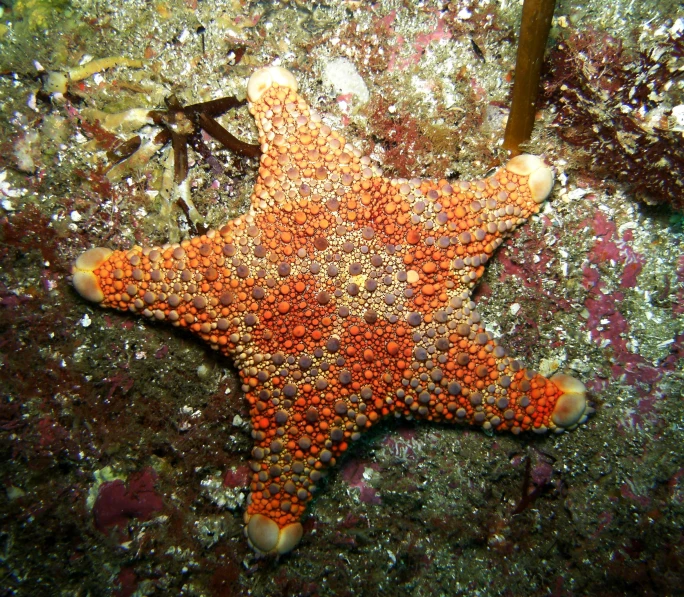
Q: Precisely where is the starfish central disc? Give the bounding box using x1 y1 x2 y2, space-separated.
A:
72 67 589 555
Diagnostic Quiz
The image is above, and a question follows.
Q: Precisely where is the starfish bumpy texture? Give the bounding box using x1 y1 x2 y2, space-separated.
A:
72 67 589 555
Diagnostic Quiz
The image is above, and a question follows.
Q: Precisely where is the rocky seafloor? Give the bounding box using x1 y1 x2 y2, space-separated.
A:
0 0 682 595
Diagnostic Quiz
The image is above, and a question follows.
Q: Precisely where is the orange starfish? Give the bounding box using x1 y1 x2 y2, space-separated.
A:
72 67 589 555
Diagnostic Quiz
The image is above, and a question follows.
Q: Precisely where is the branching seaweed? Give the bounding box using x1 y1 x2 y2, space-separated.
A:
543 27 684 210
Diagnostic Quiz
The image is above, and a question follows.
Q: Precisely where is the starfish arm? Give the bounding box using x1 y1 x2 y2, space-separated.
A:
247 67 376 217
71 225 264 357
386 314 590 434
243 381 325 554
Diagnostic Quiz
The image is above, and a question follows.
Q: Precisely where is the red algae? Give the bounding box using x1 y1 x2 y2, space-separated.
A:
0 0 682 595
93 468 163 533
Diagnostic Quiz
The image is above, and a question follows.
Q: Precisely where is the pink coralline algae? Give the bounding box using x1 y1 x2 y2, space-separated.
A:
580 209 653 385
93 468 164 533
113 567 138 597
341 459 382 505
583 211 645 290
372 9 452 71
582 263 651 390
675 256 684 316
580 205 681 413
223 465 251 489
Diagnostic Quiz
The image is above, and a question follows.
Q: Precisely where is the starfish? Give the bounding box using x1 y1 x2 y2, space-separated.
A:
72 67 590 555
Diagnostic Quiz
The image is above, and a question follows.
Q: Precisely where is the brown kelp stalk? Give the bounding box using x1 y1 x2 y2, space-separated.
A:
503 0 556 155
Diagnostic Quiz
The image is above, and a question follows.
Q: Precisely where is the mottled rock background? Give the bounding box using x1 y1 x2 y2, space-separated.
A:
0 1 682 595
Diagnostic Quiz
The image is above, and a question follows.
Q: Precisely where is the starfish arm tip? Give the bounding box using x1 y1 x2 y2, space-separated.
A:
245 513 303 555
550 373 589 430
505 154 554 203
247 66 298 104
72 247 113 303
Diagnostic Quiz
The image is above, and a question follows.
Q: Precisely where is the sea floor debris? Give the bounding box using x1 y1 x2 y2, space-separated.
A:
0 1 682 595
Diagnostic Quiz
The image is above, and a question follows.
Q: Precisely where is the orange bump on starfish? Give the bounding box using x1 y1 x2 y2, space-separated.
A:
72 66 590 555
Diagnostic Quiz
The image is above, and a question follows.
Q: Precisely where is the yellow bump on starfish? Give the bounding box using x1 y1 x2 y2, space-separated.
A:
72 66 590 555
549 373 589 429
247 66 298 103
72 247 113 303
504 154 555 203
245 512 303 554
